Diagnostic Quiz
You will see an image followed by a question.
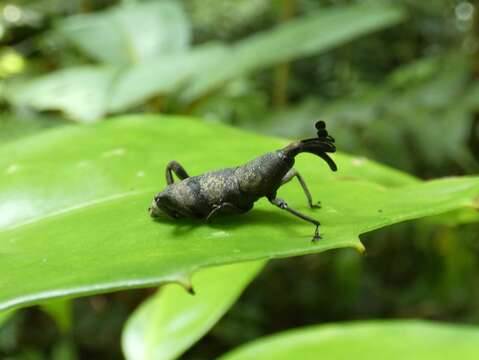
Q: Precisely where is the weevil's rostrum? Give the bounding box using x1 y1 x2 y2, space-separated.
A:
149 121 337 242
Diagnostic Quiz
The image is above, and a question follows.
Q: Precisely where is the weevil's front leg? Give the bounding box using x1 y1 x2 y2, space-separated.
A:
206 202 243 223
280 169 320 208
269 197 321 242
165 160 190 185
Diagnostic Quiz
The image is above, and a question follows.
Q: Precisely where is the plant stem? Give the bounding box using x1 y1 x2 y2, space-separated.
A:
273 0 296 108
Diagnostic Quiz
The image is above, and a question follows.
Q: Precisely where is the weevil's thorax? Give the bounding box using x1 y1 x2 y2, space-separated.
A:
235 150 293 197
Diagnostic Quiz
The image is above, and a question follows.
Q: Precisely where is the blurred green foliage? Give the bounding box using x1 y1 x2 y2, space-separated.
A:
2 1 405 121
1 0 479 359
122 262 265 360
218 320 479 360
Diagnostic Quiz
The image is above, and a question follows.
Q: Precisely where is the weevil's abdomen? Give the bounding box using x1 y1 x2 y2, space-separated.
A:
235 150 293 197
157 168 255 219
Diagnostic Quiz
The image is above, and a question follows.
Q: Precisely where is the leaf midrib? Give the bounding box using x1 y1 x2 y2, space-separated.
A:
0 187 156 234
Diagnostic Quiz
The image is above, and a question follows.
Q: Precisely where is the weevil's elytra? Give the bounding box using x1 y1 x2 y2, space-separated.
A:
149 121 337 242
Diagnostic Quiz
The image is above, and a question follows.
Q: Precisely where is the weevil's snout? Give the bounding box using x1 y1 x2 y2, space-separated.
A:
149 194 167 218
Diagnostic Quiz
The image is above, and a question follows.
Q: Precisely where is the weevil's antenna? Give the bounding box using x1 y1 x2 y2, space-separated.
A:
315 120 335 143
282 120 337 171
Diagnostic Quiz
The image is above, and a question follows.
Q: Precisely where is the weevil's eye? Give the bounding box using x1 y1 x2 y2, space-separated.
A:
154 194 161 204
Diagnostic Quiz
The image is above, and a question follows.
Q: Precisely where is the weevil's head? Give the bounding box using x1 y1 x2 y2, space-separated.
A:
148 194 167 218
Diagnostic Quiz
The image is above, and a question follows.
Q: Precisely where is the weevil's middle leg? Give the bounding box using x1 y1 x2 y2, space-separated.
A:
166 160 190 185
269 197 321 242
206 202 243 223
280 168 320 208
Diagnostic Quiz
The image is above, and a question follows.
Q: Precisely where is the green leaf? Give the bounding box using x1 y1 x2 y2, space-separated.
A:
7 66 120 122
6 1 193 121
122 261 264 360
183 3 406 101
218 320 479 360
259 52 479 175
108 43 228 112
56 0 190 64
6 44 225 121
51 338 77 360
40 300 72 334
0 112 63 144
6 4 405 121
0 114 478 311
0 310 12 327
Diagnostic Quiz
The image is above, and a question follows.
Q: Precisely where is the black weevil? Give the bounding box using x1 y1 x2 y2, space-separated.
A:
149 121 337 242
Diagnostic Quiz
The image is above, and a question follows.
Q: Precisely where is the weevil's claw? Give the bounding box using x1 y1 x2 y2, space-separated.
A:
311 201 321 209
312 234 322 243
311 224 322 243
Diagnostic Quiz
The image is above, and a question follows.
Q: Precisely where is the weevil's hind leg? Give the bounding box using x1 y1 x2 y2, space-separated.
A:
280 169 320 208
206 202 243 223
166 160 190 185
269 197 321 242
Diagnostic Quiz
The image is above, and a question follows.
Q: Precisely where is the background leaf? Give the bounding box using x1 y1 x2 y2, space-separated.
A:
122 261 264 360
7 66 120 122
56 0 190 64
218 320 479 360
183 3 406 101
255 52 479 177
108 43 227 112
5 3 405 121
0 113 63 144
40 300 72 334
0 114 478 312
0 311 12 327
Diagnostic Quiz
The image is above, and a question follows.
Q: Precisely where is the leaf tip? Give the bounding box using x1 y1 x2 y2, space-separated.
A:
355 241 366 254
186 285 196 296
174 273 196 296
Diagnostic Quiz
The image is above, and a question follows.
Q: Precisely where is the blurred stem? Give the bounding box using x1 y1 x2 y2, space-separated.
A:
80 0 91 13
469 3 479 160
474 2 479 78
273 0 296 108
148 95 163 113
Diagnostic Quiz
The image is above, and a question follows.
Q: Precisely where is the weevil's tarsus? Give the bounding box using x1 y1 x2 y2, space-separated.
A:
166 160 190 185
280 168 319 209
312 224 321 243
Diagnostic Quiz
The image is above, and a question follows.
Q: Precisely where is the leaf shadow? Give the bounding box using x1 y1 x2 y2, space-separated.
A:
152 208 313 239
